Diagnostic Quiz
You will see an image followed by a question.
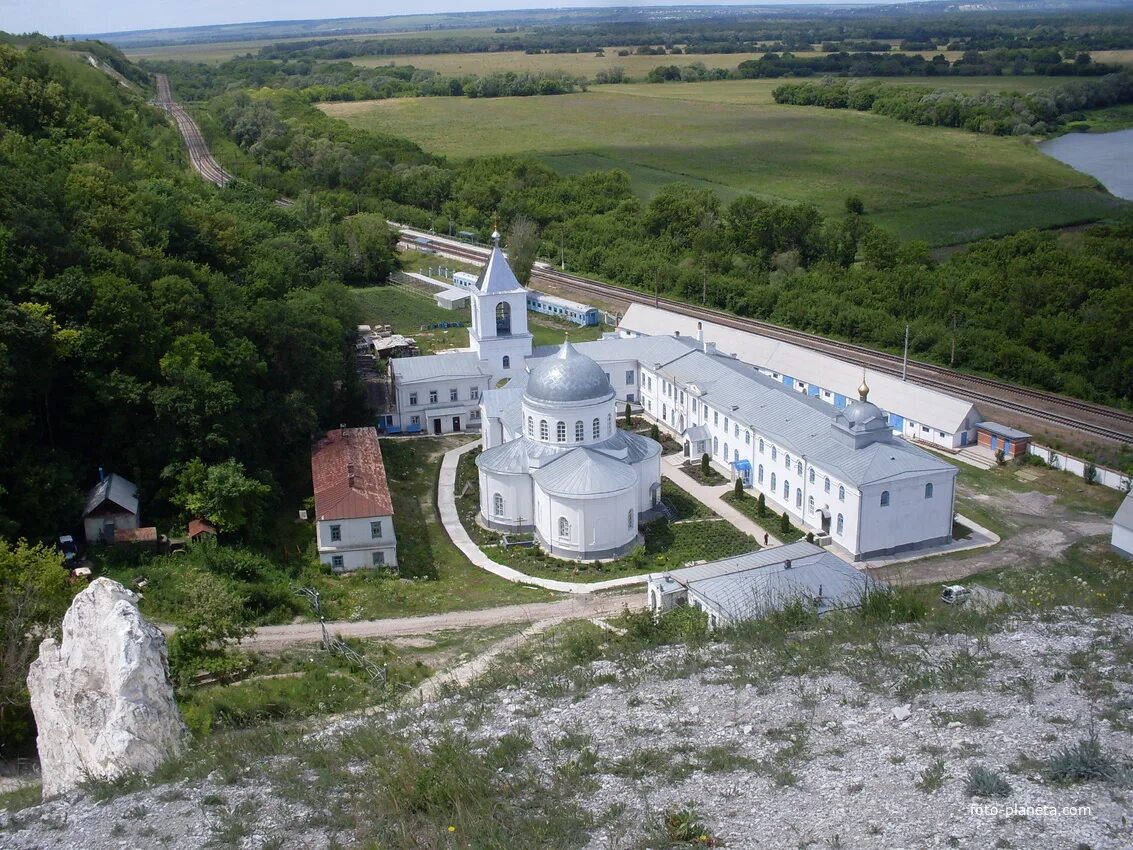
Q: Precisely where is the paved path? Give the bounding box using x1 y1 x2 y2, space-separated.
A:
245 593 638 651
437 441 649 594
660 454 783 547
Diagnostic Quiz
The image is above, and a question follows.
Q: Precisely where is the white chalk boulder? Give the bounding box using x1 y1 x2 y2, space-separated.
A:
27 577 188 799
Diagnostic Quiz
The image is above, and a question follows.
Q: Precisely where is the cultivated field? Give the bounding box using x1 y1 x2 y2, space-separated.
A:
323 78 1117 245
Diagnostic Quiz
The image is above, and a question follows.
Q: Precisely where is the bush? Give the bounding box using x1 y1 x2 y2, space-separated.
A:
651 422 661 441
701 453 710 476
966 764 1012 798
624 402 633 427
780 511 791 534
1043 734 1113 784
734 478 743 498
757 492 766 517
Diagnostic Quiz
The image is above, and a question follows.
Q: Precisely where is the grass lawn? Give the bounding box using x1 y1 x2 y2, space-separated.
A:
351 282 471 353
310 437 557 620
722 490 807 543
321 77 1118 245
455 446 757 581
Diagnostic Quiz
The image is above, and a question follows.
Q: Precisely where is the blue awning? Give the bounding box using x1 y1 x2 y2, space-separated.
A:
734 460 752 472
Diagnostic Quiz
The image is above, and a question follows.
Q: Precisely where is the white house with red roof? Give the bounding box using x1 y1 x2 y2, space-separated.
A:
310 426 397 572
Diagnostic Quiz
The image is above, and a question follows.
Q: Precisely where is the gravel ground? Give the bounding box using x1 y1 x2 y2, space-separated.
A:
3 613 1131 850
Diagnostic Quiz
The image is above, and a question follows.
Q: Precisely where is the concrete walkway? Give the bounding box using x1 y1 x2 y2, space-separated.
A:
437 441 650 594
660 454 784 547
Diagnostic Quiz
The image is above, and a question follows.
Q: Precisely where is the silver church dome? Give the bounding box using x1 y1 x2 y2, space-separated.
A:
525 340 614 405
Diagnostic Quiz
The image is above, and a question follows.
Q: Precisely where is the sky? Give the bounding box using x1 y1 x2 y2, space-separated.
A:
1 0 904 40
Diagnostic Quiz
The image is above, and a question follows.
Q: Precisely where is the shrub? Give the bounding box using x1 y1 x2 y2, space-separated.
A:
916 759 946 793
757 492 766 517
995 448 1006 466
661 802 721 846
966 764 1012 798
734 478 743 498
624 402 632 427
701 453 710 476
651 422 661 441
1043 733 1113 784
780 511 791 534
1084 461 1098 485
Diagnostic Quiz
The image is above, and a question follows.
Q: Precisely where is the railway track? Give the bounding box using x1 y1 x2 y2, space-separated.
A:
153 74 233 187
401 227 1133 446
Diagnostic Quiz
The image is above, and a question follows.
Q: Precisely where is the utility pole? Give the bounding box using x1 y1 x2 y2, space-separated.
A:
701 270 707 306
654 269 660 307
950 313 958 367
560 231 565 271
901 323 909 381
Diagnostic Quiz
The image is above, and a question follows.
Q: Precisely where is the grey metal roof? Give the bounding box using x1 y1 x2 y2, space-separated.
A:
477 438 532 475
572 335 954 487
481 384 526 432
532 447 637 497
390 352 488 384
690 552 876 619
528 292 594 312
619 304 979 434
476 427 660 476
977 421 1031 441
683 425 710 442
525 341 614 405
83 473 139 518
1115 492 1133 531
477 246 525 295
654 540 823 584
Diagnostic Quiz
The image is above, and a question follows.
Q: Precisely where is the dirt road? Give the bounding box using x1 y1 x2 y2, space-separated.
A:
244 592 639 651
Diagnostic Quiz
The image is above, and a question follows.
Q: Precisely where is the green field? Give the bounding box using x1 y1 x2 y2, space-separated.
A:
323 78 1117 245
350 273 606 353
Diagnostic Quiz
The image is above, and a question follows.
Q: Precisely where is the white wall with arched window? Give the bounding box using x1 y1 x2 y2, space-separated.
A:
558 516 570 539
880 490 890 507
556 421 566 442
493 493 504 516
575 421 584 442
837 513 844 535
540 420 549 441
925 483 934 499
502 355 510 370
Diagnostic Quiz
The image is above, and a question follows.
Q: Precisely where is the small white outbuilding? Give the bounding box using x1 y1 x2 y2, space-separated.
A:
1113 492 1133 558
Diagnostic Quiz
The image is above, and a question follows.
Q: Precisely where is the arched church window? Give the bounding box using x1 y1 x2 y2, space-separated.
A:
758 464 764 484
808 495 814 513
880 490 890 507
796 488 802 508
783 480 789 499
838 485 845 502
495 302 511 335
527 416 533 437
797 461 803 476
824 476 831 493
837 514 844 535
592 418 600 439
925 483 934 499
502 356 510 370
771 472 777 491
540 420 548 441
556 421 566 442
607 414 612 434
493 493 504 517
558 516 570 539
575 421 584 442
713 437 719 456
724 442 729 461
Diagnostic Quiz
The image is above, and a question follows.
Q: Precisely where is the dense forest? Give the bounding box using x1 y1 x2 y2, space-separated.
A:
0 43 388 543
257 11 1133 60
773 72 1133 135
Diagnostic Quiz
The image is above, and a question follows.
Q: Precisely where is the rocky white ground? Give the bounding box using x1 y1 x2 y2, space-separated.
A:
2 612 1131 850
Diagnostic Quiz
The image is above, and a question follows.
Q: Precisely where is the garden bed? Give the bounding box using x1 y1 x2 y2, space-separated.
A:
722 490 807 543
678 460 729 486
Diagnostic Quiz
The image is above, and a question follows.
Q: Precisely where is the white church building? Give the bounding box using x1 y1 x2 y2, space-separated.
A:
476 340 664 560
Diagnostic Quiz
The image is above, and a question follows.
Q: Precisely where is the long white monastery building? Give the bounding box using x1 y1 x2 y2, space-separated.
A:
619 304 980 450
562 331 958 561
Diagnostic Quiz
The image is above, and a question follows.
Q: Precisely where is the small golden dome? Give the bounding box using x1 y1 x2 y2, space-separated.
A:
858 379 870 401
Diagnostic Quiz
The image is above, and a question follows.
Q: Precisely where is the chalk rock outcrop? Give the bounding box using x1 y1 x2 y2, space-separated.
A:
27 578 188 799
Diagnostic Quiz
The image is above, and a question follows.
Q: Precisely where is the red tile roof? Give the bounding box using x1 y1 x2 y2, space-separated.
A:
188 518 218 538
311 427 395 521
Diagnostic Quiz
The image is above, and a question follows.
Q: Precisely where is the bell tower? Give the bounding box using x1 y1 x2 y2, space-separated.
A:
469 227 532 380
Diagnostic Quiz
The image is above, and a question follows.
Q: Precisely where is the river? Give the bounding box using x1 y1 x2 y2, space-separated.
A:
1039 129 1133 201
